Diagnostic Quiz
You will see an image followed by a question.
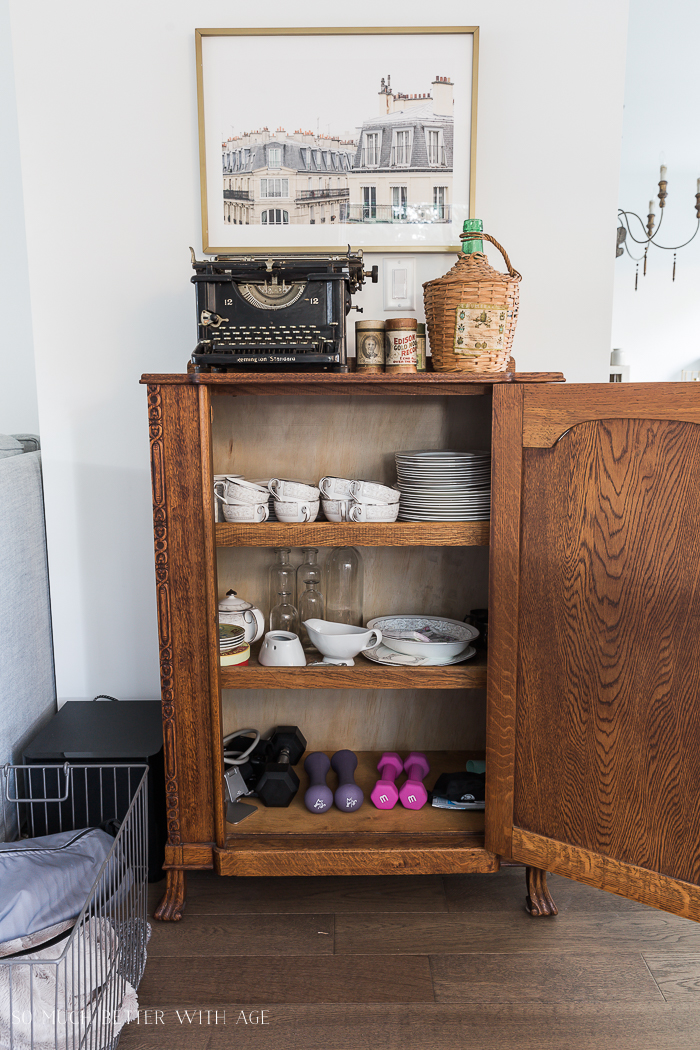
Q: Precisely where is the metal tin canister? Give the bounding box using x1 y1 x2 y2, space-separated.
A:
355 320 386 373
416 323 427 372
385 317 417 373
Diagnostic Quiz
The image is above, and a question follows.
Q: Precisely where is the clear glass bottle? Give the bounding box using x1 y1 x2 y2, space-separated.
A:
299 579 325 651
268 548 295 615
325 546 364 626
269 590 299 635
297 547 322 595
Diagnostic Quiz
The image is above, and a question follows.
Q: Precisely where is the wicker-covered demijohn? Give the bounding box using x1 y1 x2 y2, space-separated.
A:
423 232 521 372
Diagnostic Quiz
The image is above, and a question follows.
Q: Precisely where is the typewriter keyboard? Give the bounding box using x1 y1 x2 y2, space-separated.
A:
211 324 324 351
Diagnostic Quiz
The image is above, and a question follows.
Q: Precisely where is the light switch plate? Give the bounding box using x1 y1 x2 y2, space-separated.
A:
383 257 416 311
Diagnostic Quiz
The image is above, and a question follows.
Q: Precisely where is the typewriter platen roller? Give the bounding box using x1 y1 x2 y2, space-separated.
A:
191 249 378 373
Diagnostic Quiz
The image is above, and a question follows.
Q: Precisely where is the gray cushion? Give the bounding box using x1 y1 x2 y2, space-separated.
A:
0 434 23 459
0 451 56 842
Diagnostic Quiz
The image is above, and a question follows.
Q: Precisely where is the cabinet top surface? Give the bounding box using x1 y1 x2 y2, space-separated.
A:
140 371 566 391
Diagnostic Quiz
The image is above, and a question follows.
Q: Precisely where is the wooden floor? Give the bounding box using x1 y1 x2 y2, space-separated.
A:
120 867 700 1049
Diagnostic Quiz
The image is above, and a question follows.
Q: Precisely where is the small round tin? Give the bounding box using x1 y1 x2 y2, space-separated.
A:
355 320 386 373
416 322 427 372
385 317 417 373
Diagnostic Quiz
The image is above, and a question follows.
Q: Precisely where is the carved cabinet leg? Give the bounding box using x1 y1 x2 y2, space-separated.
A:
155 869 187 922
525 866 558 916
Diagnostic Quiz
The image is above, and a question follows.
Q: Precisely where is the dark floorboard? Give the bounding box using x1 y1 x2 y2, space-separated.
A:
123 868 700 1049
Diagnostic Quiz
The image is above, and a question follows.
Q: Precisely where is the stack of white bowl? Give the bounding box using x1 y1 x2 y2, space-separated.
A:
268 479 321 522
214 477 270 522
319 477 400 523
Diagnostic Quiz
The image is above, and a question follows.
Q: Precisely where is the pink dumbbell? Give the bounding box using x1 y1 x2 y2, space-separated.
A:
399 752 430 810
370 752 404 810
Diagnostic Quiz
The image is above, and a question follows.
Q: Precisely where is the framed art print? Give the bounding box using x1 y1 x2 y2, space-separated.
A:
196 27 479 253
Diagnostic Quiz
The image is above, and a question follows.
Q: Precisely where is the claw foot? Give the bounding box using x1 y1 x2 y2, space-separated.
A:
525 866 558 916
155 869 187 921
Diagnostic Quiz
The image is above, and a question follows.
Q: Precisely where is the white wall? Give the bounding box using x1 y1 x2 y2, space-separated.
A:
0 0 38 434
6 0 629 701
612 0 700 379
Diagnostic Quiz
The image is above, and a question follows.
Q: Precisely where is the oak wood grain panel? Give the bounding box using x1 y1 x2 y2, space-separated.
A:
137 956 435 1003
523 383 700 447
198 384 227 851
148 384 216 848
212 392 492 491
217 544 488 645
216 521 490 547
512 828 700 922
163 844 214 869
183 871 449 913
118 1002 700 1050
430 951 663 1003
644 954 700 999
215 840 497 877
142 372 565 390
220 650 487 690
514 419 700 887
148 914 334 957
484 384 523 858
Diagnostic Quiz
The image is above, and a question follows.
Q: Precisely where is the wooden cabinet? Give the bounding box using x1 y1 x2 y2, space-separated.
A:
143 373 700 924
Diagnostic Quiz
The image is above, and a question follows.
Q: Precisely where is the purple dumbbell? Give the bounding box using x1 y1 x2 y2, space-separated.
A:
399 752 430 810
331 750 364 812
370 752 403 810
304 752 333 814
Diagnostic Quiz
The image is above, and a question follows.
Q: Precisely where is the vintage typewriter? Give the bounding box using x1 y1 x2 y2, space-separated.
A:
190 249 377 372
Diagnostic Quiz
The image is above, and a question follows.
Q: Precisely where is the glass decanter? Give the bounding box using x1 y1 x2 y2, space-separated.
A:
297 547 322 595
269 589 299 635
325 546 364 626
299 579 325 651
268 548 295 614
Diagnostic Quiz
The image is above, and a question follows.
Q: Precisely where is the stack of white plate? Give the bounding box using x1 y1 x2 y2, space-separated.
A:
394 449 491 521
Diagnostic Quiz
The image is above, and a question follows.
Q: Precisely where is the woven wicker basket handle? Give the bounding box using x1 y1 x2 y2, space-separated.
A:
460 231 521 279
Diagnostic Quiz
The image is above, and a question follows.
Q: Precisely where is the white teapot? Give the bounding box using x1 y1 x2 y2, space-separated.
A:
218 589 265 644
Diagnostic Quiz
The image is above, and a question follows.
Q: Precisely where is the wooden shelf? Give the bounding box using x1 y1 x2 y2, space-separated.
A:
220 647 487 690
216 520 489 548
217 750 495 876
142 371 566 396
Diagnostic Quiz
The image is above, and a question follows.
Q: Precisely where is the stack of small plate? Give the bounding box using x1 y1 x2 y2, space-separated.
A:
219 624 250 667
394 449 491 521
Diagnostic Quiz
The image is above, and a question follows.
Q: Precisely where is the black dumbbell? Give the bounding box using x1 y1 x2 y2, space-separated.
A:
255 726 307 807
303 752 333 813
331 750 364 812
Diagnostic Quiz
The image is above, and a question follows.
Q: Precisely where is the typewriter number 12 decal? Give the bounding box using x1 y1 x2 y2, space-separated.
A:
224 298 234 306
308 297 319 305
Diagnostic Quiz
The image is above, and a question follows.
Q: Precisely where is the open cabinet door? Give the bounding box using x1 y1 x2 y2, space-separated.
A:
486 383 700 920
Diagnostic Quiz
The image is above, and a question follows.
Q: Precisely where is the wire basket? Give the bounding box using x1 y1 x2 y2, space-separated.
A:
0 764 149 1050
423 232 522 372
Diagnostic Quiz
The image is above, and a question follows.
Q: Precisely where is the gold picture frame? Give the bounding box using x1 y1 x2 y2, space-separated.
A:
196 26 479 254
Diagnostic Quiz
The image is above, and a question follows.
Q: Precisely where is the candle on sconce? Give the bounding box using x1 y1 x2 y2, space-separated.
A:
660 165 668 181
648 201 655 213
697 177 700 194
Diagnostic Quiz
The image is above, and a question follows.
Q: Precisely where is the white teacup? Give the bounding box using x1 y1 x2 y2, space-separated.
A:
274 499 320 523
349 500 400 523
258 631 306 667
319 476 353 500
213 474 242 521
268 479 320 501
350 480 401 505
221 501 269 523
215 477 269 505
321 498 352 522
